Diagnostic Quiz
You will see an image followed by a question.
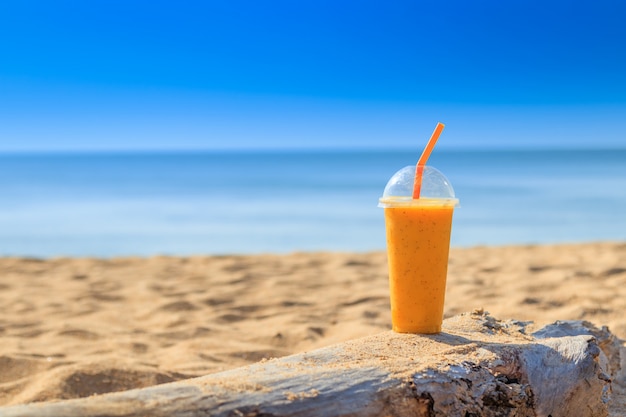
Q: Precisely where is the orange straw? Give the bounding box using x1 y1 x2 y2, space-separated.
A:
412 122 445 199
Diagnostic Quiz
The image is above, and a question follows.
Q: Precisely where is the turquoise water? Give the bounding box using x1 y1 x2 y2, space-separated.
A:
0 149 625 257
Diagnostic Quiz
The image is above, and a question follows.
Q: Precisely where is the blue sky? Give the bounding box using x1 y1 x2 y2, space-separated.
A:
1 0 625 151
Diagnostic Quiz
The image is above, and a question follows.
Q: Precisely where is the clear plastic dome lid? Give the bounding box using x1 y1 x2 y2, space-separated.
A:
378 165 459 208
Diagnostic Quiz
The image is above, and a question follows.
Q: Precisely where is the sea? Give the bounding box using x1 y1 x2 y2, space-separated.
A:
1 149 625 257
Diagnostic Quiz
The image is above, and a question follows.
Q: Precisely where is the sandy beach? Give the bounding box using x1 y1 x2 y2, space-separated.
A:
1 241 625 408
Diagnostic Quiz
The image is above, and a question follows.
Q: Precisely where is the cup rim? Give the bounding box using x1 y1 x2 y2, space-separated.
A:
378 196 459 208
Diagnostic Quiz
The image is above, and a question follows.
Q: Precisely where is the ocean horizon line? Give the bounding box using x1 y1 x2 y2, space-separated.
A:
1 145 626 156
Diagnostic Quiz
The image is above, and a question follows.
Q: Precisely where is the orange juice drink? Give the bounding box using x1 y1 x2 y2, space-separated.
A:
379 165 458 334
384 201 454 333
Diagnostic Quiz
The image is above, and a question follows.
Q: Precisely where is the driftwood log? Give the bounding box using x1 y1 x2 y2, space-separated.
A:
0 310 621 417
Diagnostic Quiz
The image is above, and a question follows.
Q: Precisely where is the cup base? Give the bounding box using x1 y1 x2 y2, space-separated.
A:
392 324 441 334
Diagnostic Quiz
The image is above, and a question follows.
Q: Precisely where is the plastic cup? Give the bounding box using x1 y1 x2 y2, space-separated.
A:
379 165 459 334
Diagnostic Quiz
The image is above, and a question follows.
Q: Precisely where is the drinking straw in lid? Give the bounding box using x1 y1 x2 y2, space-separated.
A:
412 122 445 199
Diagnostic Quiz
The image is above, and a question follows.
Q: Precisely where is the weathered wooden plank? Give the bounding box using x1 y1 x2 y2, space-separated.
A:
0 311 619 417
